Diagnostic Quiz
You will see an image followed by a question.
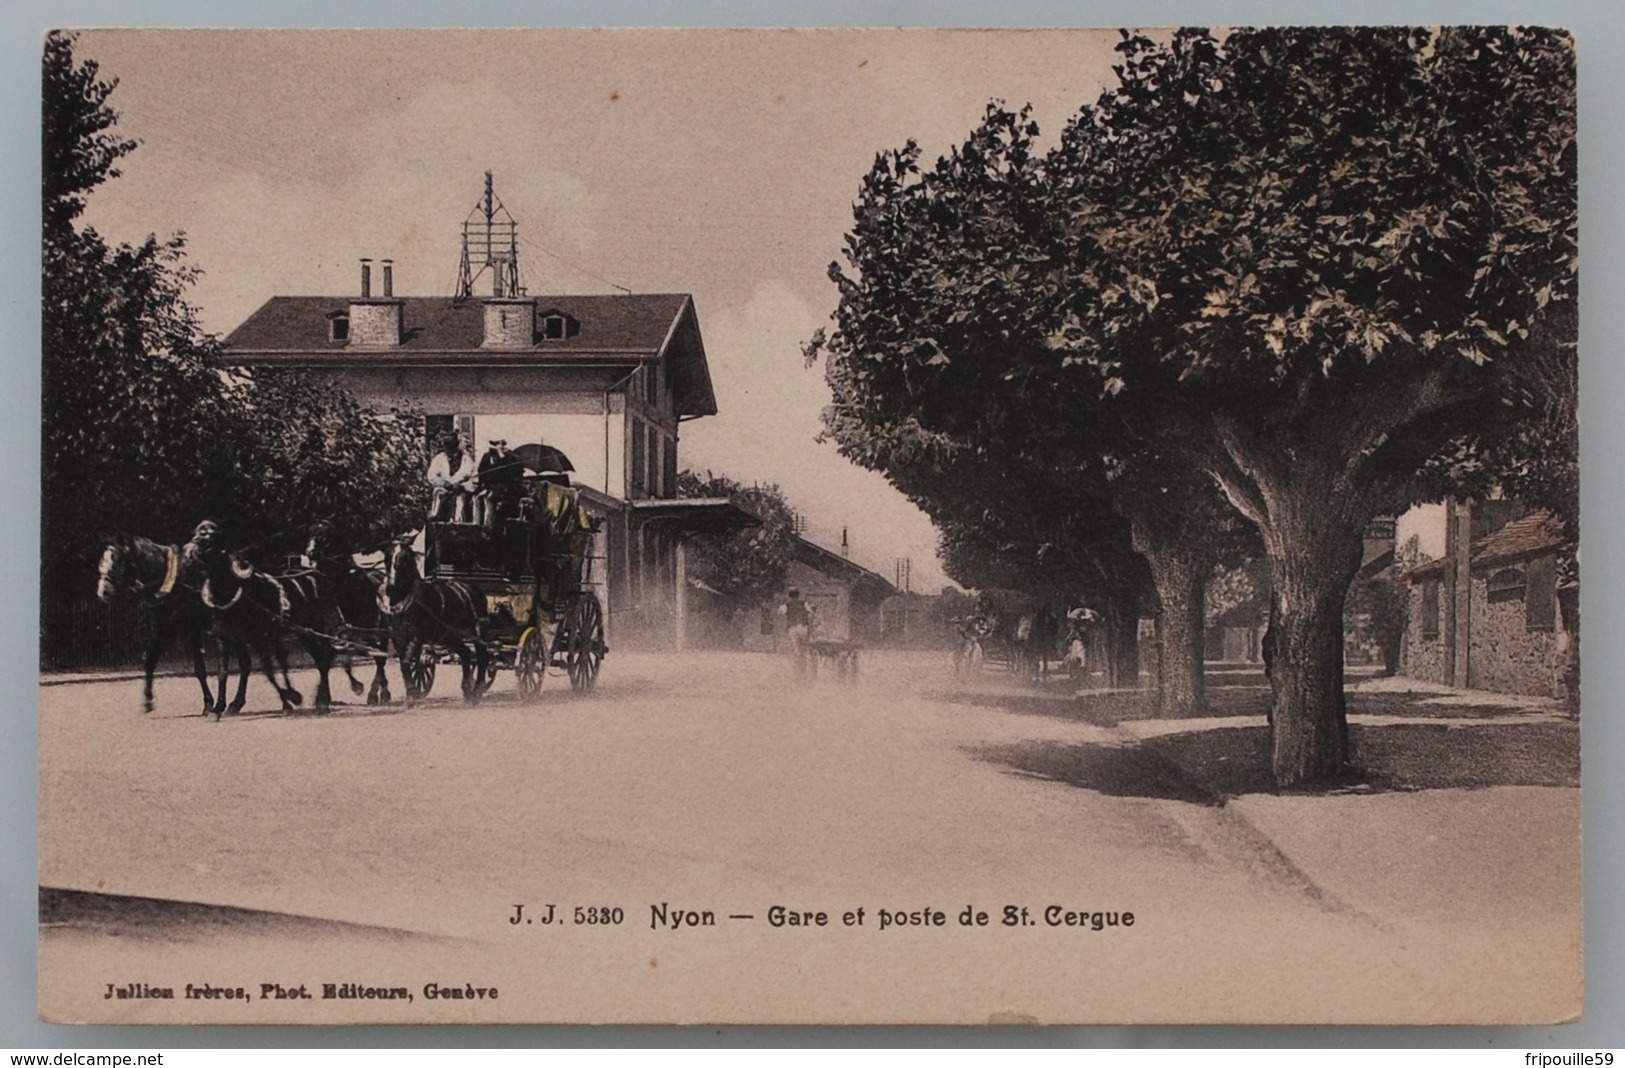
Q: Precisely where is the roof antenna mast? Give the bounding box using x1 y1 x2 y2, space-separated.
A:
455 171 523 301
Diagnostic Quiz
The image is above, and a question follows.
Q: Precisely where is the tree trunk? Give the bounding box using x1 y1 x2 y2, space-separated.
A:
1263 516 1365 787
1102 602 1140 689
1206 427 1376 787
1139 540 1209 717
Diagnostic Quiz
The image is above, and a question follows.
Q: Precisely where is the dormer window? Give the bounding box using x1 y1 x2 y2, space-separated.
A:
328 311 350 342
537 309 579 341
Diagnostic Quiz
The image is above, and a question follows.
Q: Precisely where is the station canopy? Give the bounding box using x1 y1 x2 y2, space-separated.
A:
628 498 762 535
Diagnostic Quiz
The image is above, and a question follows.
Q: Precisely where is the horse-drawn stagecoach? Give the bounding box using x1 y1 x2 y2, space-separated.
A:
96 442 608 715
387 448 607 702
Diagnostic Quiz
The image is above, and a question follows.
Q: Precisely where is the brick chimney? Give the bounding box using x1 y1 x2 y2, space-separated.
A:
483 297 536 347
348 257 404 346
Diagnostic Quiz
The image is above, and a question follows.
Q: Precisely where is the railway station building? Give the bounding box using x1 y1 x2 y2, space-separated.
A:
221 250 756 651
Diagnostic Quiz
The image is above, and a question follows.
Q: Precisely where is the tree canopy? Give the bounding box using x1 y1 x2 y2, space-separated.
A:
1041 28 1575 520
42 31 135 237
810 27 1576 785
808 99 1254 713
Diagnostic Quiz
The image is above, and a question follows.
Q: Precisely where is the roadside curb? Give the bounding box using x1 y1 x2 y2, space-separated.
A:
41 669 165 687
1108 717 1379 923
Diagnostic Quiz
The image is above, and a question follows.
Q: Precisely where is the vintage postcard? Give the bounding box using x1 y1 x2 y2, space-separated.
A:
39 27 1581 1025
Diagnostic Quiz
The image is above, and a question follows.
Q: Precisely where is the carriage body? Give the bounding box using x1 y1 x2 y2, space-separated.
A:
414 465 607 698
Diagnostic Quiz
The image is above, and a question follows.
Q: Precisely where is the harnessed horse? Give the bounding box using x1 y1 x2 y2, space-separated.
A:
379 540 492 703
303 536 393 706
95 534 245 716
976 590 1061 683
195 546 344 713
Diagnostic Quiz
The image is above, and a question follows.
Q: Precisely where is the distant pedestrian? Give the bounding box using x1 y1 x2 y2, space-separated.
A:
779 588 812 680
1063 606 1096 679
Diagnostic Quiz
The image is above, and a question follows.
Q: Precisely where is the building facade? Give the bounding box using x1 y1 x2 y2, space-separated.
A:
222 260 753 649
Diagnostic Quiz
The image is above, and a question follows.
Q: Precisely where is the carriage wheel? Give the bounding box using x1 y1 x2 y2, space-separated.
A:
565 594 605 692
402 641 437 698
515 626 548 703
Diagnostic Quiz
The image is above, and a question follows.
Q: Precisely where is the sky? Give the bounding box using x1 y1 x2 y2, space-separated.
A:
72 28 1126 593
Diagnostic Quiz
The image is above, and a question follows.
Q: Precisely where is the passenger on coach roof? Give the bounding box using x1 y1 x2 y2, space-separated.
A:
427 431 477 523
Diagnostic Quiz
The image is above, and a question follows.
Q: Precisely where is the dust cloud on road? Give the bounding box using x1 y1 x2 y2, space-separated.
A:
39 650 1579 1024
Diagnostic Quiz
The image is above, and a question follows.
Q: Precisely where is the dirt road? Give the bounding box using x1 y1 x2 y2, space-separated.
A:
38 650 1581 1024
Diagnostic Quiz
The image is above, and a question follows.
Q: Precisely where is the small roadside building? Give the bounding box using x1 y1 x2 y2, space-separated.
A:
878 588 972 649
742 537 896 652
1399 504 1576 701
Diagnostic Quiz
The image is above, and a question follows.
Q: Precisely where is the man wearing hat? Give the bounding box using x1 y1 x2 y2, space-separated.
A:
179 518 220 579
777 587 814 680
477 437 525 531
427 431 476 522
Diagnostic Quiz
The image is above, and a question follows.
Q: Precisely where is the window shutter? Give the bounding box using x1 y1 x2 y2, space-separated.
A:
631 420 647 497
663 434 678 499
1526 554 1557 630
425 414 454 456
1486 567 1527 604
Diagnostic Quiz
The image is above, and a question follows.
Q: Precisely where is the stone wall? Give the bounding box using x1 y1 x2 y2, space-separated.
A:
1399 582 1449 685
1467 570 1561 697
482 299 536 348
346 299 403 346
1400 555 1568 698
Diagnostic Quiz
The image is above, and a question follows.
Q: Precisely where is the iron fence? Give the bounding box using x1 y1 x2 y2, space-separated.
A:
40 598 169 671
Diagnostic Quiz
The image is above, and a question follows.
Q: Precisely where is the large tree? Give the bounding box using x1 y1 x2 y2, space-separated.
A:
1040 28 1575 784
811 104 1252 716
813 28 1575 785
42 30 134 239
42 32 427 619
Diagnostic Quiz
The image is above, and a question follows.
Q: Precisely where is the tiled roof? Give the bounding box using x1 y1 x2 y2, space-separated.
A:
222 292 717 417
1400 509 1569 584
1402 557 1448 584
224 293 690 355
1472 509 1568 568
793 537 898 597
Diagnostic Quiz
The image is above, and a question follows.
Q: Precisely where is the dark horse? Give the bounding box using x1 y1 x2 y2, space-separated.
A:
195 546 357 713
96 534 244 716
303 531 392 706
379 540 492 703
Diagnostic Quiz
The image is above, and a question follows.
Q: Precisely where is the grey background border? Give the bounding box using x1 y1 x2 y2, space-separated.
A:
3 0 1619 1049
